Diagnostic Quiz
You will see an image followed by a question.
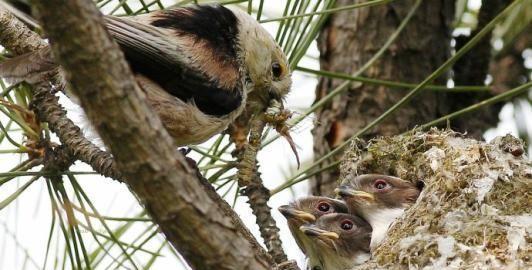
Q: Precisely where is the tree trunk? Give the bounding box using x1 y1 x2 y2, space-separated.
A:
311 0 454 196
446 0 509 139
340 130 531 269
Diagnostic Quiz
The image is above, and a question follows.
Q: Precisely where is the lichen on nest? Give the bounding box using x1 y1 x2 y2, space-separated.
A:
340 129 531 269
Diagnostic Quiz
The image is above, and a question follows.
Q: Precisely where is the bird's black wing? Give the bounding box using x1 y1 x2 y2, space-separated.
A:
105 16 242 117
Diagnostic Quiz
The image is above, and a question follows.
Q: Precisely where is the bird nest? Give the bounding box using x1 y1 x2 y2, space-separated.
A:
339 128 531 269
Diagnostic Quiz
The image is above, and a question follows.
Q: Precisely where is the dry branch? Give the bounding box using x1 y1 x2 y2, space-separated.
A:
236 116 298 269
0 7 122 180
0 8 45 54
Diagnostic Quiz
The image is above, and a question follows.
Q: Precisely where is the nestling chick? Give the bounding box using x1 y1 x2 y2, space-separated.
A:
0 5 292 146
299 213 372 270
336 174 423 250
278 196 348 256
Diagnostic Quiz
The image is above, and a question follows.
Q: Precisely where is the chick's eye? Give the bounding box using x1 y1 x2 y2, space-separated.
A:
317 202 330 212
374 179 388 190
340 220 353 231
272 62 282 78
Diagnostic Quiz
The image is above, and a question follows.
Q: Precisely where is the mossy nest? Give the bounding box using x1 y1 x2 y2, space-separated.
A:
340 129 531 269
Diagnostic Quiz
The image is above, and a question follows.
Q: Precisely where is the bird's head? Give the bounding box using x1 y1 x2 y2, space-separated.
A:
279 196 347 255
299 213 371 268
229 7 292 108
336 174 423 215
279 196 348 228
146 5 292 109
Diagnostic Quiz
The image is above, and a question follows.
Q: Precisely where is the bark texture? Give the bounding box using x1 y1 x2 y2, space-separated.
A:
311 0 454 196
341 130 531 269
29 1 274 269
236 117 295 268
0 7 43 54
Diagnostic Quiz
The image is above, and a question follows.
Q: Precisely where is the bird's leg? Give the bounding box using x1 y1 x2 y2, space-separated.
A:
264 100 300 169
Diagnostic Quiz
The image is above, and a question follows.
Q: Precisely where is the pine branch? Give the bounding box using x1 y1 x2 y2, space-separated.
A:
236 116 298 269
0 7 122 180
31 83 121 179
0 8 45 54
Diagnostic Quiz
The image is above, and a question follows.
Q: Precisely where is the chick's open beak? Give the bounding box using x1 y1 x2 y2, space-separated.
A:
278 205 316 222
335 186 375 202
299 225 339 240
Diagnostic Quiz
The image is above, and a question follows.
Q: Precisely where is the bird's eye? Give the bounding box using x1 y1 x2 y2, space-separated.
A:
316 202 331 213
374 179 388 190
272 62 282 78
340 220 353 231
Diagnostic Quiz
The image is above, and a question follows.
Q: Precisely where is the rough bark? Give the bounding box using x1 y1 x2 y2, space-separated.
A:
339 130 531 269
235 117 295 267
311 0 454 196
0 7 44 53
28 1 274 269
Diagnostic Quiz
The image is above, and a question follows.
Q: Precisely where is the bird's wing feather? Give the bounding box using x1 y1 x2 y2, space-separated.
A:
105 16 187 72
0 47 57 85
105 16 243 117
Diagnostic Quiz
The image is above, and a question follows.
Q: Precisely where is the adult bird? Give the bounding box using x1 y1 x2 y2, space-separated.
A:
0 4 292 146
278 196 348 258
299 213 372 270
336 174 423 249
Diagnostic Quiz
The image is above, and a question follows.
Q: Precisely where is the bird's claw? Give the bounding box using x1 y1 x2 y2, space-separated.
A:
178 147 192 156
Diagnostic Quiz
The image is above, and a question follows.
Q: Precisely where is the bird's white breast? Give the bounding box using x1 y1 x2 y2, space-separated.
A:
363 208 405 249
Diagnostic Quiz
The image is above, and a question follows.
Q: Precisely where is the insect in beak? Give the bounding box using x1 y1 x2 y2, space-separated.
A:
264 100 301 169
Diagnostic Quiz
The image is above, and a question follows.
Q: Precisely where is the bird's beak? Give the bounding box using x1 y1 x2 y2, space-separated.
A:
278 205 316 222
335 186 375 202
299 225 339 240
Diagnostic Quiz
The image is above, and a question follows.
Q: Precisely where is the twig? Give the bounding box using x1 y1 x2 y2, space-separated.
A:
31 83 121 179
420 82 532 129
236 116 299 269
0 6 122 180
0 8 46 54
